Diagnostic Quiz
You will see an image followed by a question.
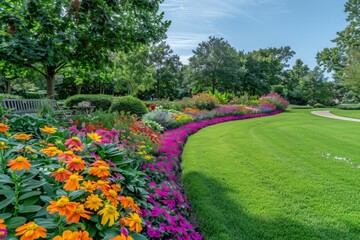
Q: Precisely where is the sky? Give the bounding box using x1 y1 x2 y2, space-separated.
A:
160 0 348 70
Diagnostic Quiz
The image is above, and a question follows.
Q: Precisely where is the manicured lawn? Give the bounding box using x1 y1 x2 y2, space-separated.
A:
330 109 360 119
182 109 360 240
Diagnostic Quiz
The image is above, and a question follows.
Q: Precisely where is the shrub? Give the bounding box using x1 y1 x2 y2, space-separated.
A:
143 119 164 133
144 100 182 111
142 109 175 129
290 105 314 109
64 94 114 110
336 104 360 110
0 93 23 99
314 103 325 108
260 93 289 110
110 96 148 116
182 93 220 110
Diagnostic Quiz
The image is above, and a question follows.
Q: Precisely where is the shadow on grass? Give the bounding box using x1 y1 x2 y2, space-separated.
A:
183 172 360 240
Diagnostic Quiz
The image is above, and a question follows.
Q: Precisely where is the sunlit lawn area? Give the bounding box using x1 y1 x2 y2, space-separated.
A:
330 109 360 119
182 109 360 240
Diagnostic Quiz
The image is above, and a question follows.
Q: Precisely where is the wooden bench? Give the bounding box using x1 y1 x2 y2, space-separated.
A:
1 98 63 115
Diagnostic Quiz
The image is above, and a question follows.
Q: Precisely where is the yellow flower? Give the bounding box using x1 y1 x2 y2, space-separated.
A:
13 133 32 141
87 132 102 142
15 221 46 240
8 156 31 171
125 213 143 233
40 126 57 134
84 194 103 211
0 123 9 133
0 141 8 150
98 203 119 226
63 172 83 191
40 146 62 157
144 155 152 160
53 230 93 240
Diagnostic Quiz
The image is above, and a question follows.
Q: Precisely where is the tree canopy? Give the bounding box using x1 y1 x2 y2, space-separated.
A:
0 0 169 98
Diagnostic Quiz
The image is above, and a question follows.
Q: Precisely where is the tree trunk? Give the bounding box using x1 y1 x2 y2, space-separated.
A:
46 66 56 99
4 79 11 94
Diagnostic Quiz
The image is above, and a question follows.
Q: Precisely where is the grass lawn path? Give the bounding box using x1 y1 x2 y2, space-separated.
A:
182 109 360 240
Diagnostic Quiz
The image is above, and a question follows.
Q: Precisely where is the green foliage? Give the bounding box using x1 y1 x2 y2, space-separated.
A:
0 93 23 99
64 94 114 110
24 91 47 99
336 103 360 110
142 119 164 133
142 110 174 129
210 90 234 104
0 0 169 97
145 100 183 111
110 96 148 117
37 99 55 117
289 105 313 109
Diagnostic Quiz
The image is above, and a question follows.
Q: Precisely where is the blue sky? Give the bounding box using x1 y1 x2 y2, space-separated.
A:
160 0 348 69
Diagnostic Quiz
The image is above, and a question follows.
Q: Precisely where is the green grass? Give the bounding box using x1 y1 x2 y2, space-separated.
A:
182 109 360 240
330 109 360 119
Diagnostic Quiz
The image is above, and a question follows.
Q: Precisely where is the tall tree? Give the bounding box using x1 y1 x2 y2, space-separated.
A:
0 0 169 98
188 36 240 94
317 0 360 93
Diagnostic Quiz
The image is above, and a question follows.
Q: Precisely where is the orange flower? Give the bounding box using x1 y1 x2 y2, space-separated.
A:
40 126 57 134
87 132 102 142
58 150 75 162
0 219 6 229
119 196 141 213
65 203 92 223
105 189 119 206
81 180 96 193
64 137 84 151
110 235 134 240
125 213 142 233
84 194 103 211
13 133 32 141
53 230 93 240
40 146 62 157
47 196 77 216
111 184 122 192
51 168 72 182
15 221 46 240
64 172 83 191
8 156 31 171
64 156 86 171
88 163 111 178
95 180 110 195
0 123 9 133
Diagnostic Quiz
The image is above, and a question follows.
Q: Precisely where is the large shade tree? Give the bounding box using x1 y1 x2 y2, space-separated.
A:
0 0 169 98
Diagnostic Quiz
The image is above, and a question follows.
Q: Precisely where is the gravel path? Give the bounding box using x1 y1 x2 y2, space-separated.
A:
311 110 360 122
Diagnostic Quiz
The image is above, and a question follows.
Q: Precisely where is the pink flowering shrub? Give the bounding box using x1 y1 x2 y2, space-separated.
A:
260 93 289 110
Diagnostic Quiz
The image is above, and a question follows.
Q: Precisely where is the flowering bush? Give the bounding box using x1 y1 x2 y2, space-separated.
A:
258 99 277 113
260 93 289 110
182 93 220 110
0 122 149 239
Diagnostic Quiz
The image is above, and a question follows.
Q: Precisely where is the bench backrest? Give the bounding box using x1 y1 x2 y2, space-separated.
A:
1 98 60 114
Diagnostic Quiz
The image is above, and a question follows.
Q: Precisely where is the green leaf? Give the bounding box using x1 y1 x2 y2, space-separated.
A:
0 213 12 220
0 189 15 197
19 191 42 201
40 195 52 203
18 205 42 213
132 233 148 240
34 218 58 229
0 196 15 210
6 217 26 230
0 174 14 184
69 190 85 200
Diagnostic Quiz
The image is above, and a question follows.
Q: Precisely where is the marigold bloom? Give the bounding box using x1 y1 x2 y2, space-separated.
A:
40 126 57 134
40 146 61 157
84 194 103 211
0 142 8 150
15 221 46 240
66 203 92 223
111 184 122 192
87 132 102 142
8 156 31 171
58 151 75 162
95 180 110 194
125 213 142 233
53 230 93 240
64 137 84 151
81 180 96 193
105 189 119 206
119 196 141 213
98 203 119 226
65 155 86 171
110 235 134 240
88 165 111 178
0 219 6 229
64 172 83 191
47 196 77 216
13 133 32 141
0 123 9 133
51 168 72 182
